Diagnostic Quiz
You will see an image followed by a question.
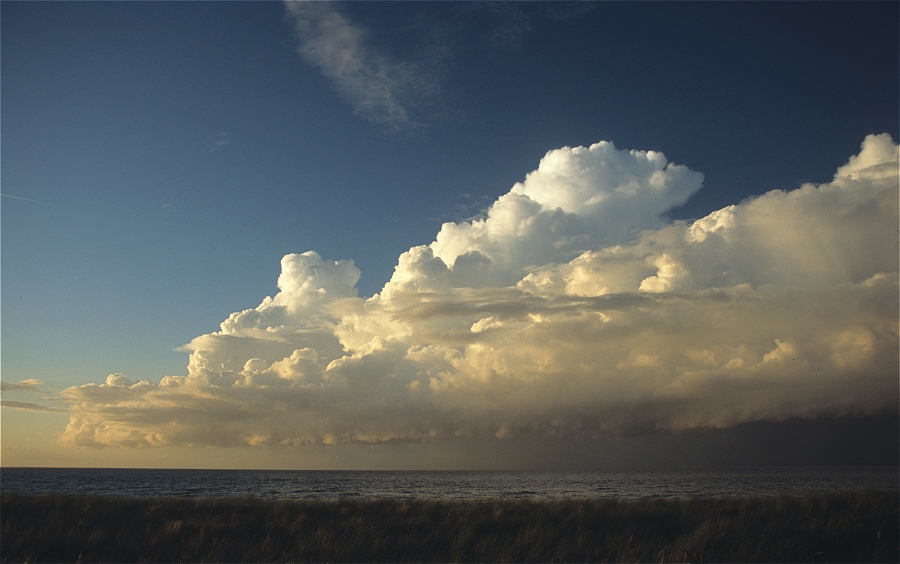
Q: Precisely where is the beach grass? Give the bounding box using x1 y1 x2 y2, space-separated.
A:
2 490 897 563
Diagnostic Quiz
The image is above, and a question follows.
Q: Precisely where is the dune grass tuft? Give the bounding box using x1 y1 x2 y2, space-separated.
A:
2 490 897 562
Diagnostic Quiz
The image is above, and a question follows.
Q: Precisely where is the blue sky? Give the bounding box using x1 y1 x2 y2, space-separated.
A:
2 1 898 469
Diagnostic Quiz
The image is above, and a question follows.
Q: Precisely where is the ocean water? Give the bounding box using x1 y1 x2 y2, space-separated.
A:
2 466 897 501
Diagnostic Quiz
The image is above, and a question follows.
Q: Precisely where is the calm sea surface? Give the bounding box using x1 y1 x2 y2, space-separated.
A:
2 467 897 501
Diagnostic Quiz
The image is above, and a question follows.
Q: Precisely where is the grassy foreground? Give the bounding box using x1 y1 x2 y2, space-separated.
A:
1 491 897 563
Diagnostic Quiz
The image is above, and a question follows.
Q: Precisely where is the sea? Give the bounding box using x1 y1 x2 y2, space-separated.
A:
2 466 897 501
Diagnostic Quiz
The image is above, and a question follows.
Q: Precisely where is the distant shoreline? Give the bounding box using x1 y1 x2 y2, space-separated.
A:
3 491 897 562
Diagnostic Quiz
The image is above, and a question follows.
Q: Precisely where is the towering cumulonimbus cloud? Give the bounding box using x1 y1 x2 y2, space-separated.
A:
60 135 899 448
382 141 703 297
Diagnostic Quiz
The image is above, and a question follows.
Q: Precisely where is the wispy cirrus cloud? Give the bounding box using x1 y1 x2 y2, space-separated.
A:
1 193 54 206
282 2 592 132
284 1 440 132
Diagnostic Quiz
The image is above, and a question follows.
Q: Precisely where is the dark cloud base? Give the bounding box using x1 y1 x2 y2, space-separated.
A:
711 412 899 467
506 412 900 470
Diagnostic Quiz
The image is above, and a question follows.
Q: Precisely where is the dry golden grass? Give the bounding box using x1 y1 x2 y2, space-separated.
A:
2 490 897 562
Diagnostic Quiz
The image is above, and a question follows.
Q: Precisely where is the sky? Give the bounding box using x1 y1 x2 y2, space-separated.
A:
1 1 898 470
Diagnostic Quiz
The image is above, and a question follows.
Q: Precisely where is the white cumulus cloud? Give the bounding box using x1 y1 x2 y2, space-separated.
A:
384 141 703 297
60 134 899 449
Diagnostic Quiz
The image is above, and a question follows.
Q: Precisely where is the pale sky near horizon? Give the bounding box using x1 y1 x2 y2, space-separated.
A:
2 1 898 470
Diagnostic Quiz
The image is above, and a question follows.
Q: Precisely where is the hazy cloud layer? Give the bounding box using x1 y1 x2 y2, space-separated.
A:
1 379 65 412
61 135 899 448
1 379 44 392
1 400 66 413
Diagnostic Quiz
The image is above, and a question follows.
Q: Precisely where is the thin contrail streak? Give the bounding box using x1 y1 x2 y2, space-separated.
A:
1 193 55 205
